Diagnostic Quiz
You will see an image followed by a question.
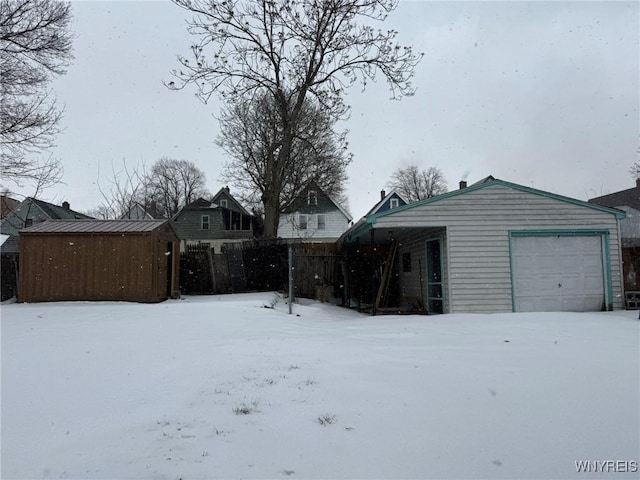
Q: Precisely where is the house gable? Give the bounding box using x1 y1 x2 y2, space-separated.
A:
366 190 408 217
278 181 352 242
211 187 250 215
284 181 351 220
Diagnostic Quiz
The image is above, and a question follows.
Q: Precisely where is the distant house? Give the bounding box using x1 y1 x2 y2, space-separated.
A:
0 195 20 220
0 197 92 236
18 219 180 303
278 181 352 243
338 189 408 246
366 190 408 216
172 187 254 252
120 201 164 220
342 176 625 314
589 179 640 298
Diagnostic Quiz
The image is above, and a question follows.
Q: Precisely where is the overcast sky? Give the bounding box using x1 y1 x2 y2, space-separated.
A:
5 0 639 220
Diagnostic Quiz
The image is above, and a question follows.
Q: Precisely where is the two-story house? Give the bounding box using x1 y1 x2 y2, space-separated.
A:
172 187 254 252
278 181 352 243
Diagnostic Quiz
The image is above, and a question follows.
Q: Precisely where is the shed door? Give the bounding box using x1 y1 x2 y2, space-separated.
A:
511 235 605 312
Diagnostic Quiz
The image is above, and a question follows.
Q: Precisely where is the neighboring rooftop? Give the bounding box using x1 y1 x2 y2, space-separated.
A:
181 198 218 210
28 198 93 220
588 179 640 210
0 196 20 219
0 234 19 254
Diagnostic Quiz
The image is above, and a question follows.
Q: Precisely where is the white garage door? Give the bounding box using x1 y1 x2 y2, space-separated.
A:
512 235 605 312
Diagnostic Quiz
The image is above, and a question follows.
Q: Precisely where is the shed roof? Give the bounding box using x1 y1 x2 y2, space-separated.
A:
20 219 171 234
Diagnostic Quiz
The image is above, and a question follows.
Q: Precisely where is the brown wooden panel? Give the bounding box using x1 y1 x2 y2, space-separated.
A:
18 229 179 303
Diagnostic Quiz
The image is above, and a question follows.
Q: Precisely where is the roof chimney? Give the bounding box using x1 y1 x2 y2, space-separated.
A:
62 201 70 209
380 190 386 201
459 180 467 189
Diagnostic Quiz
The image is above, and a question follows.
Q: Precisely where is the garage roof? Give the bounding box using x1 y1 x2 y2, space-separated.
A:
20 219 170 234
343 177 626 242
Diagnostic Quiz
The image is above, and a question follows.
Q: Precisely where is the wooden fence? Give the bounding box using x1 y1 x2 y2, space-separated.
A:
179 241 344 302
1 254 18 301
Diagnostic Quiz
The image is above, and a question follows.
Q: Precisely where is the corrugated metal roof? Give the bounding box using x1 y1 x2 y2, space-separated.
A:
20 219 169 234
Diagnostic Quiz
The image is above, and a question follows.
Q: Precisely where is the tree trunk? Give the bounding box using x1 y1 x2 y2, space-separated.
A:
263 197 280 239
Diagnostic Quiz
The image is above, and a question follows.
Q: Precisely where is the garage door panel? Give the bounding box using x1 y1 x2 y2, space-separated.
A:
512 235 605 312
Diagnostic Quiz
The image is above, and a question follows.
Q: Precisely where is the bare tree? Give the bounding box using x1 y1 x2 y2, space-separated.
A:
218 90 351 220
631 161 640 181
93 160 151 219
92 158 209 219
144 157 210 218
168 0 421 237
387 165 447 202
0 0 73 187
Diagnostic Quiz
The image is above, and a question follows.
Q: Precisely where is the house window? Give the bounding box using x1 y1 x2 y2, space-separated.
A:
402 252 412 272
390 198 399 209
220 199 228 208
308 190 317 205
317 214 326 230
201 215 210 230
299 214 308 230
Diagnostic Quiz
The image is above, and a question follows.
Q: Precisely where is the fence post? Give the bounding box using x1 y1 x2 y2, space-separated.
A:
288 243 294 314
207 247 217 293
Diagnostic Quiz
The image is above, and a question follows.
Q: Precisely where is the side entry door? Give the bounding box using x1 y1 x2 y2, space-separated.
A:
425 238 444 314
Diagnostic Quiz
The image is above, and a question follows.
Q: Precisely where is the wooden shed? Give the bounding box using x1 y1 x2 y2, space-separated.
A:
342 177 626 314
18 219 180 303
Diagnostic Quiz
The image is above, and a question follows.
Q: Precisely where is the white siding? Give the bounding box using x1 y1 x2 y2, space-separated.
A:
374 185 623 313
278 210 351 242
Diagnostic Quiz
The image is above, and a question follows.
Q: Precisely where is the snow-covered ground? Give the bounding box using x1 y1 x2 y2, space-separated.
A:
2 293 639 479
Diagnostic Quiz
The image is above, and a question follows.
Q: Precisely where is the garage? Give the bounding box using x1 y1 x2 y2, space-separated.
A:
342 176 624 313
510 232 608 312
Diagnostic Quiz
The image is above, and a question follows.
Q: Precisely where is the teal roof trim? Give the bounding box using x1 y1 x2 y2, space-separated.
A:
370 178 626 222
